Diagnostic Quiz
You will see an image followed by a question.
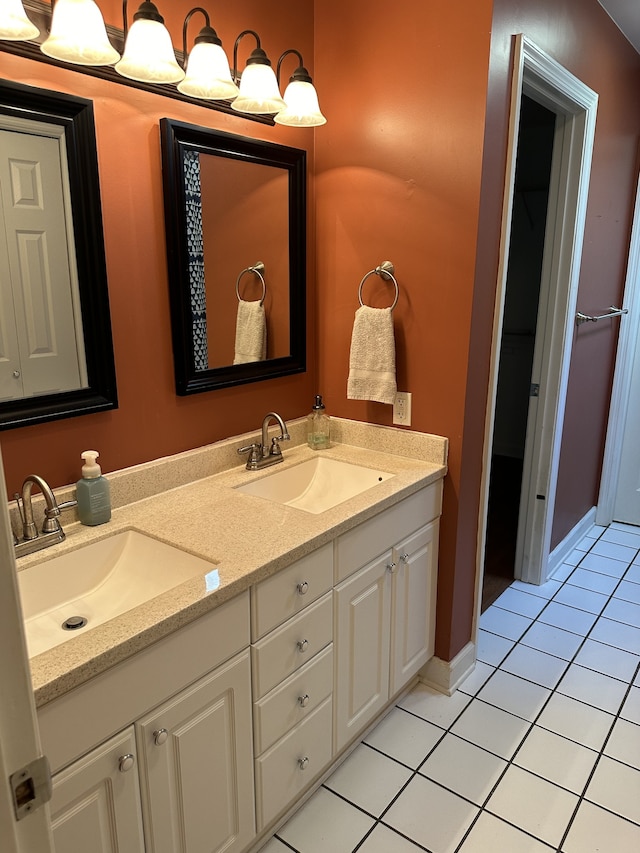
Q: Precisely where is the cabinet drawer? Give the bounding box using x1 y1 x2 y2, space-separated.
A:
255 697 333 831
252 593 333 699
335 482 442 582
251 542 333 640
254 645 333 755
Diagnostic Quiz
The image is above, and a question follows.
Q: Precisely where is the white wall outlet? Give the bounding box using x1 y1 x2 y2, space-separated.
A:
393 391 412 426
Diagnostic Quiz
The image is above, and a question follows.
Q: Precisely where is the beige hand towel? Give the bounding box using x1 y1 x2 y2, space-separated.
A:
347 305 397 404
234 299 267 364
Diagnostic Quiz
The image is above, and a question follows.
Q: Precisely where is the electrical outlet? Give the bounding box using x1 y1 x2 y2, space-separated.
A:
393 391 412 426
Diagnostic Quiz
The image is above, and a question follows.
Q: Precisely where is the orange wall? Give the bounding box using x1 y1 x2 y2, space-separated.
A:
0 0 316 496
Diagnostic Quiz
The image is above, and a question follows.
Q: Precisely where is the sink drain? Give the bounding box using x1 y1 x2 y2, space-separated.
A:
62 616 88 631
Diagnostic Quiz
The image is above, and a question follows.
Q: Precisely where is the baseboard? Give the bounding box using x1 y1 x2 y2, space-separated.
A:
418 641 476 696
547 506 597 579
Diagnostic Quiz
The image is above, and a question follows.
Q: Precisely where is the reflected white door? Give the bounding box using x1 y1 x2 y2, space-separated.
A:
614 365 640 524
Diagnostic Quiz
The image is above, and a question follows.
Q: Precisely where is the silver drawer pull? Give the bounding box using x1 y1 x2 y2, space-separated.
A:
298 757 309 771
298 693 310 708
400 553 409 563
118 754 135 773
387 562 397 573
153 728 168 746
297 639 309 653
297 581 309 595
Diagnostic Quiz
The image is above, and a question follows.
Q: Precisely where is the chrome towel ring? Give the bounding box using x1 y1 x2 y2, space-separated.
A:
358 260 399 311
236 262 266 306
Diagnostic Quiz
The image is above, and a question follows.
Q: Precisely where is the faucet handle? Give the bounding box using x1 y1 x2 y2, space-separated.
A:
238 443 263 469
269 434 290 457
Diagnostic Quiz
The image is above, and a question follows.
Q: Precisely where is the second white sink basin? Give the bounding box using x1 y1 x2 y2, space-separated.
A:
17 530 217 658
235 457 394 514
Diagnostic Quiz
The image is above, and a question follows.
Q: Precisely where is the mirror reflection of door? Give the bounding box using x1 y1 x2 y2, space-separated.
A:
0 123 87 402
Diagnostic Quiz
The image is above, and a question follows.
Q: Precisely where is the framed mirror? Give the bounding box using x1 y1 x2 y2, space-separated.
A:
0 80 117 430
160 119 306 394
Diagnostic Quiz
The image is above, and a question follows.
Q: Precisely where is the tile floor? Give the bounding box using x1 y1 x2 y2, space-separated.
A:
258 521 640 852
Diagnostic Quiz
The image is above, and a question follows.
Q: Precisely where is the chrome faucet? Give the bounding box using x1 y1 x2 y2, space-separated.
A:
14 474 77 558
238 412 291 470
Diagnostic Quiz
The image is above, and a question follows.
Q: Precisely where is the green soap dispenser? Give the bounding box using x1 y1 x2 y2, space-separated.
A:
76 450 111 526
308 395 331 450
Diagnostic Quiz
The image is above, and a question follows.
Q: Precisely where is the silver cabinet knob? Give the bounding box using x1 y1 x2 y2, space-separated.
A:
12 370 20 379
400 553 410 563
153 728 168 746
118 754 135 773
298 693 310 708
298 757 309 771
297 581 309 596
387 562 397 573
297 639 309 653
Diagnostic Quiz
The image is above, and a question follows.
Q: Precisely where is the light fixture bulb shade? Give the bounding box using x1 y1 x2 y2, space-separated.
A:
41 0 119 66
115 18 184 84
177 42 239 100
232 62 286 114
275 80 327 127
0 0 39 40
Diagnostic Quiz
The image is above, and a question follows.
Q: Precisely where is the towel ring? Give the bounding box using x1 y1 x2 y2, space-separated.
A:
358 261 399 311
236 262 266 306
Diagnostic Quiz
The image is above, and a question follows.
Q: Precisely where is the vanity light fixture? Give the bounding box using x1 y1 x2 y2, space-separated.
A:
41 0 119 66
177 6 239 100
0 0 39 40
115 0 185 84
231 29 286 115
275 49 326 127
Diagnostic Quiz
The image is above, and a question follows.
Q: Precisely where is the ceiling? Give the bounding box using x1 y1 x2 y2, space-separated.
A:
598 0 640 52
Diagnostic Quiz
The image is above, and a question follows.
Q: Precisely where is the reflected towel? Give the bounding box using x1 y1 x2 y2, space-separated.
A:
347 305 397 404
234 299 267 364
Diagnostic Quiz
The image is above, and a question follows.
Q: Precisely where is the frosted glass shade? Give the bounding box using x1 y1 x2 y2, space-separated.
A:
0 0 39 40
41 0 119 66
115 18 184 84
275 80 327 127
177 42 239 100
232 63 285 114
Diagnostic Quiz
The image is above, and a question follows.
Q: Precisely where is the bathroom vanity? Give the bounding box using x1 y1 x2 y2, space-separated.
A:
18 419 446 852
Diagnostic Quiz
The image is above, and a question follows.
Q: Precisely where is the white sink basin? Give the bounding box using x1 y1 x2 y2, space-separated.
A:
17 530 217 657
235 457 394 514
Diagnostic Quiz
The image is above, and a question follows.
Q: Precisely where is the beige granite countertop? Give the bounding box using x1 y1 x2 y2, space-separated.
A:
15 419 447 707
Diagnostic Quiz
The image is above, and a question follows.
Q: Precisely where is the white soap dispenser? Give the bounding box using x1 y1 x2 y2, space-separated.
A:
307 394 331 449
76 450 111 526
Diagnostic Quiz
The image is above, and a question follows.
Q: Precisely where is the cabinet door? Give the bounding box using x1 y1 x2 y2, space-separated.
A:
334 553 392 752
136 649 255 853
390 520 439 696
50 727 145 853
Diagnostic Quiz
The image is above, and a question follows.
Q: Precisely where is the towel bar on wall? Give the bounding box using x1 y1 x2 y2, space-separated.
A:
236 262 266 305
575 305 628 325
358 260 399 311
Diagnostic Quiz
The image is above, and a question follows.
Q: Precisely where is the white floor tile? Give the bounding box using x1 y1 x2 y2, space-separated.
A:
537 601 598 636
476 630 515 666
602 597 640 628
492 588 548 618
625 563 640 584
590 539 637 564
277 787 374 853
419 733 507 805
500 644 568 689
557 663 628 714
514 725 598 794
458 661 495 696
574 639 640 682
590 617 640 655
604 718 640 770
324 743 412 817
616 579 640 605
585 755 640 824
520 621 583 661
579 552 628 578
477 670 550 721
621 685 640 725
450 699 530 759
460 812 552 852
552 584 609 615
561 801 640 853
510 578 562 600
364 706 443 768
396 683 472 730
486 765 578 847
552 561 578 581
479 606 533 641
566 567 619 596
357 823 425 853
601 526 640 550
536 693 614 751
257 838 290 853
384 775 478 853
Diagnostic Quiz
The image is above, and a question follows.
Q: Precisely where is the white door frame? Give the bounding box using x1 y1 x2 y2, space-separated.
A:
597 175 640 525
475 35 598 616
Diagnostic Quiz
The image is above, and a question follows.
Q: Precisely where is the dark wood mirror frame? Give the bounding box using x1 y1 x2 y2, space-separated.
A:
160 119 306 395
0 80 117 431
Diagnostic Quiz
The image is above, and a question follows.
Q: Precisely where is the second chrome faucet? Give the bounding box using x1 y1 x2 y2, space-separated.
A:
238 412 290 470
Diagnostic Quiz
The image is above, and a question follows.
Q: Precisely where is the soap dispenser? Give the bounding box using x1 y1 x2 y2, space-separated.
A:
307 395 331 450
76 450 111 526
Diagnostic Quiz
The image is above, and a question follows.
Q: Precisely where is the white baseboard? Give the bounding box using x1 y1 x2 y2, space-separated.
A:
547 506 597 579
419 642 476 696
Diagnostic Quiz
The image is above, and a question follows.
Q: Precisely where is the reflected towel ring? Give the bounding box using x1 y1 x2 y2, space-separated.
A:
358 260 399 311
236 262 266 306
